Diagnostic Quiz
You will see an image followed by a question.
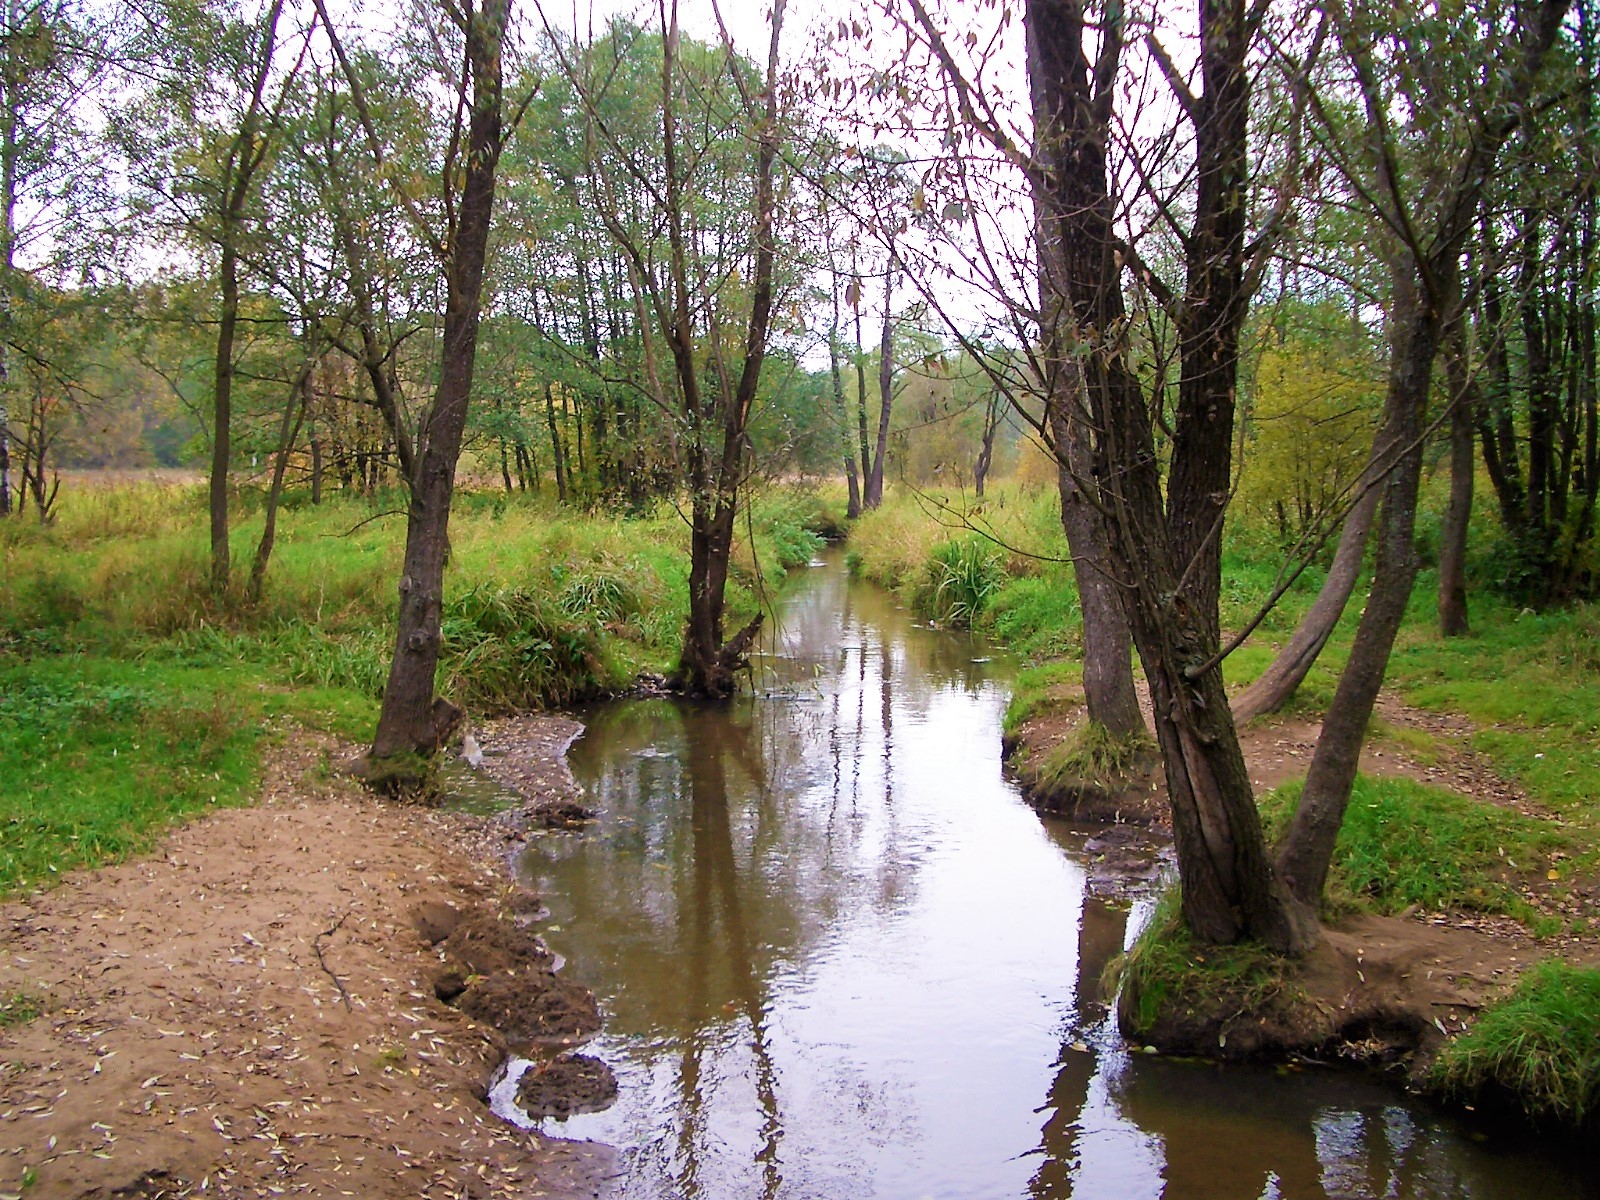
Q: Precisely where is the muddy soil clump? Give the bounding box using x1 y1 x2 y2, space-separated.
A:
517 1054 619 1119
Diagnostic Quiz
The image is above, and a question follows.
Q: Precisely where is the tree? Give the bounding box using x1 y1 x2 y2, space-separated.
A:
546 3 793 698
310 0 514 765
1 0 115 518
1274 0 1573 906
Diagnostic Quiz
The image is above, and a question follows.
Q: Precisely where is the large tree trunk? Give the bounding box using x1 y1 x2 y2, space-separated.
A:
1026 0 1313 952
1044 368 1143 739
1438 314 1476 636
370 0 508 763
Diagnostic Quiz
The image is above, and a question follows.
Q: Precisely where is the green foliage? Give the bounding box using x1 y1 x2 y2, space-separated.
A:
1431 961 1600 1127
1259 775 1576 917
1236 314 1383 547
441 583 612 710
983 571 1082 660
1110 889 1299 1036
920 536 1004 627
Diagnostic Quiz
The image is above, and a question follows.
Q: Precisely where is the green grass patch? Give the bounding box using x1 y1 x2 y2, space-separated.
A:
1110 889 1300 1036
1431 960 1600 1127
0 990 44 1028
1259 774 1575 917
0 659 262 898
1003 660 1082 735
917 536 1006 628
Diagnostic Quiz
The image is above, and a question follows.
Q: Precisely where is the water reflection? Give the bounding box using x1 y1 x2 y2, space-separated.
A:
516 552 1597 1199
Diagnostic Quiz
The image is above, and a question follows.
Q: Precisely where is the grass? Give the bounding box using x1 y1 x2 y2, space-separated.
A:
1002 660 1082 736
1258 774 1578 919
1431 960 1600 1127
1110 889 1300 1038
0 659 261 897
0 478 840 898
0 990 44 1029
1033 720 1155 792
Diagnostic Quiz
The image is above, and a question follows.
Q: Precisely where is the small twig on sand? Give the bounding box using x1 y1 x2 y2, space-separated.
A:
314 913 354 1011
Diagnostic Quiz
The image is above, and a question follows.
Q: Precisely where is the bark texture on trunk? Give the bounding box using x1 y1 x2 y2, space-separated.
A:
1026 0 1313 952
370 0 508 762
1438 315 1476 636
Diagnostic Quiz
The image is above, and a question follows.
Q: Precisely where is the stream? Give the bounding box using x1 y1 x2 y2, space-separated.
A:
508 550 1597 1198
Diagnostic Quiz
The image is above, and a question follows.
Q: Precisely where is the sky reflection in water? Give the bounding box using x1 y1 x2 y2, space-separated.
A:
516 552 1597 1200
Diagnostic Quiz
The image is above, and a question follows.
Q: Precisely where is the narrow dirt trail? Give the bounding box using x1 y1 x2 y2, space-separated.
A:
0 733 612 1200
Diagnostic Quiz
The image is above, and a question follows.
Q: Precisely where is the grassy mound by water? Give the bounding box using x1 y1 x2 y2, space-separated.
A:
1431 961 1600 1128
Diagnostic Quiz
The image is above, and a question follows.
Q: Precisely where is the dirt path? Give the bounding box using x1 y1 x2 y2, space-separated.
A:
0 730 614 1200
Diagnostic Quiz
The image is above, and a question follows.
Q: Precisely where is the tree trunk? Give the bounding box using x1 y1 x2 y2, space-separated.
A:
247 358 313 606
670 1 786 697
864 257 894 509
209 240 240 595
1438 314 1475 636
1231 448 1383 724
370 0 508 763
0 404 10 517
545 382 567 502
1044 366 1143 739
831 281 862 519
1278 268 1437 903
207 0 285 597
1276 0 1571 903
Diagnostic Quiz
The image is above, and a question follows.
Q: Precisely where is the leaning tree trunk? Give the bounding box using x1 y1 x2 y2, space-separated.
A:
1231 443 1384 724
1275 0 1571 904
1278 268 1438 903
369 0 508 762
246 357 313 605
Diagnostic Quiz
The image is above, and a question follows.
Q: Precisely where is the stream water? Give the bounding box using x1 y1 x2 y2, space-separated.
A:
510 551 1597 1199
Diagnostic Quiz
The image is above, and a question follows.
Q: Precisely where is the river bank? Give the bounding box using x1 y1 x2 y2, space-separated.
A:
848 486 1600 1132
0 725 614 1200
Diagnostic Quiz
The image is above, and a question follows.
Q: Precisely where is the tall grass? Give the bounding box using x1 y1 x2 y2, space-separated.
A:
1431 961 1600 1127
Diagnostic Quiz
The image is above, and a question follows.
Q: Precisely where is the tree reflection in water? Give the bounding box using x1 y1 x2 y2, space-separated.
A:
515 553 1596 1200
